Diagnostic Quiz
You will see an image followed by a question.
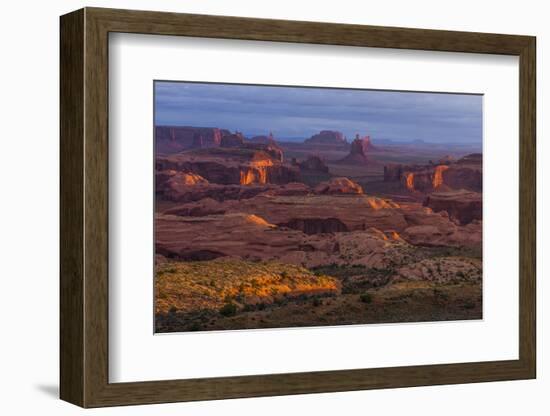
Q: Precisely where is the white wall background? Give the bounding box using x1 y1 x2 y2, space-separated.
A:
0 0 545 414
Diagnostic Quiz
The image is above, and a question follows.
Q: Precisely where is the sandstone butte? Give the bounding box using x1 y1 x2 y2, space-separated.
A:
156 146 298 187
155 126 231 154
155 126 285 161
338 134 376 165
304 130 348 145
296 155 329 173
249 132 277 145
383 153 482 193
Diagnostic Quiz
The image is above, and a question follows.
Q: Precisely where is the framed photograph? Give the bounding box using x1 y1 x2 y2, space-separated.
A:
60 7 536 407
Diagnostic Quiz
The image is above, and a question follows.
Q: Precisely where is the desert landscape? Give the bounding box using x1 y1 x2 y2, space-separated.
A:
154 82 483 333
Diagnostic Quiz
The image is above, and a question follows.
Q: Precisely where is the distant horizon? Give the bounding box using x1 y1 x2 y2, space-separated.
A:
155 81 483 145
154 123 482 146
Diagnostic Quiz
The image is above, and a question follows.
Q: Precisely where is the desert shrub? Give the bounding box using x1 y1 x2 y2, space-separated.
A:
360 292 373 304
189 322 202 331
219 302 238 317
274 297 288 306
157 267 177 277
242 304 255 312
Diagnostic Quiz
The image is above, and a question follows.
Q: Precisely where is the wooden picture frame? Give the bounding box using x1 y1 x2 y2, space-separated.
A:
60 7 536 408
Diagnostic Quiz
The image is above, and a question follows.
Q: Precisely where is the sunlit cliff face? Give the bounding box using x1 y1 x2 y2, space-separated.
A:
367 197 400 210
403 165 449 191
239 160 275 185
405 172 415 191
432 165 449 189
179 172 208 185
240 167 268 185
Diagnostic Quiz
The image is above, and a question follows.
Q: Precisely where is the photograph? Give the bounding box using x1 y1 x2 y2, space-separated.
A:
153 81 483 333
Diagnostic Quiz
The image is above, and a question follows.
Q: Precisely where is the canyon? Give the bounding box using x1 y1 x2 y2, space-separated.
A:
154 126 483 332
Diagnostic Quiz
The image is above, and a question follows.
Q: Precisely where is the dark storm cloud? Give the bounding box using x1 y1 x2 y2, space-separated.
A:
154 81 482 143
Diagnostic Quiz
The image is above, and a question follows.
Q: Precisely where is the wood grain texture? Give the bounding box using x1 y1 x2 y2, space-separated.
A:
59 8 85 407
518 38 536 375
59 7 537 408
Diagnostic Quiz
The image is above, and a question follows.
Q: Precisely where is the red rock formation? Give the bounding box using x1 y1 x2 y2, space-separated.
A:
240 163 270 185
155 212 409 268
340 138 368 164
442 165 482 192
156 195 481 268
220 132 245 148
167 193 481 248
298 156 329 173
385 155 481 193
249 132 276 145
156 170 209 196
400 168 436 192
304 130 347 145
156 172 300 203
457 153 482 165
401 222 481 248
259 182 311 197
156 147 299 186
155 126 229 154
244 142 284 162
164 194 408 234
278 218 349 234
403 172 415 191
314 177 364 195
383 164 403 182
423 190 482 225
432 165 450 189
157 181 312 204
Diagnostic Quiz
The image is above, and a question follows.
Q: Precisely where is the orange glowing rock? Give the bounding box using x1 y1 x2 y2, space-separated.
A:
390 231 402 241
405 172 415 190
240 166 270 185
314 177 364 195
432 165 450 189
178 171 209 185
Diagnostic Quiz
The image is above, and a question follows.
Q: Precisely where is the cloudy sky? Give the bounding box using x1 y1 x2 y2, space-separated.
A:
154 81 482 143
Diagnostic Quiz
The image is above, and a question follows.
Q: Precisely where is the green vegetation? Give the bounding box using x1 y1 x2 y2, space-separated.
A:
360 292 373 304
414 245 482 260
219 302 238 317
311 264 395 294
155 259 339 314
189 322 203 331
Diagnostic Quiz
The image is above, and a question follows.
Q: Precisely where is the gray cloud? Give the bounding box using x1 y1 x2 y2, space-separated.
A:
154 81 482 143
